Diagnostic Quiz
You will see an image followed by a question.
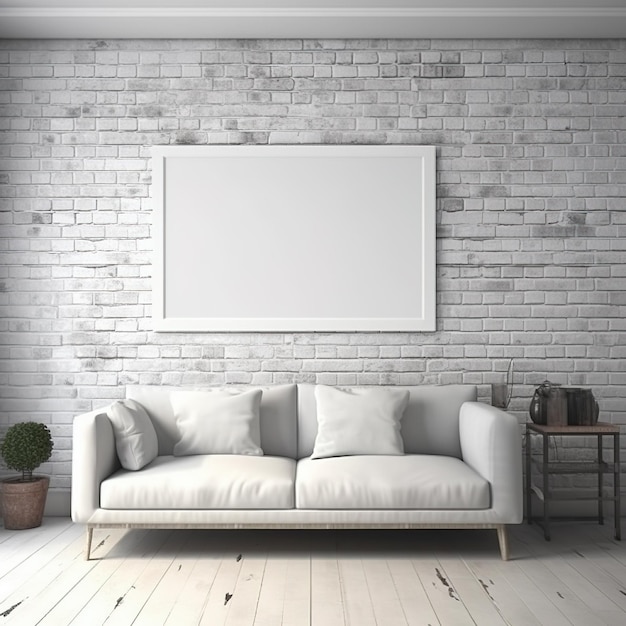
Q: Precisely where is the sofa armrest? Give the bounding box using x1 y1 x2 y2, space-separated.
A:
71 406 119 523
459 401 523 523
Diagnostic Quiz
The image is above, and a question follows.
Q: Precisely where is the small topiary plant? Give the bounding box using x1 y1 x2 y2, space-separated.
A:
1 422 54 482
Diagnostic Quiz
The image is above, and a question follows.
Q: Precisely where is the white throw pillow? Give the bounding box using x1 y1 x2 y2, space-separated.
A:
108 398 159 470
311 386 410 459
171 388 264 456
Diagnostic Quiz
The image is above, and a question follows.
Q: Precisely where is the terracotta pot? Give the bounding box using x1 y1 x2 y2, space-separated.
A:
0 476 49 530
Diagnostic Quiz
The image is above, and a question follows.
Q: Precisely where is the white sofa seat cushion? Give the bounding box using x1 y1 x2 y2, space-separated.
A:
295 455 490 510
100 455 296 510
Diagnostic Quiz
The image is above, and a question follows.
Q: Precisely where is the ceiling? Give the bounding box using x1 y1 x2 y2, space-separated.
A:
1 1 625 39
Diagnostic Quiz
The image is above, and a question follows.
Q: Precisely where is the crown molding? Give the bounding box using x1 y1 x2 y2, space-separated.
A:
0 6 625 39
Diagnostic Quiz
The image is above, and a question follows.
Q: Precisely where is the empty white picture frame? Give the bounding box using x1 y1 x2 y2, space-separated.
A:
152 145 436 332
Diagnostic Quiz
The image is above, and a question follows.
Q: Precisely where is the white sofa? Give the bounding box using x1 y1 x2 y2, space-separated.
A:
71 384 523 560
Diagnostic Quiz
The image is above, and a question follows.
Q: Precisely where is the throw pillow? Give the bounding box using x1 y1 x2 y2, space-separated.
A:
311 385 410 459
108 398 159 470
171 388 264 456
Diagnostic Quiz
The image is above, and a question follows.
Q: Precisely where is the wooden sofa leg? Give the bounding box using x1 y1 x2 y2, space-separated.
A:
497 525 509 561
86 527 94 561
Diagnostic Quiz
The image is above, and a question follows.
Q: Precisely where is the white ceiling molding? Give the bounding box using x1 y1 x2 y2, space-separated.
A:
1 2 625 39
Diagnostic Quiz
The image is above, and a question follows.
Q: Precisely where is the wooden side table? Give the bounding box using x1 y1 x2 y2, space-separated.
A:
525 422 621 541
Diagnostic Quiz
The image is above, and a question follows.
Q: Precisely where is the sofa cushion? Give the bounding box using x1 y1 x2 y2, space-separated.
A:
107 399 159 471
100 455 296 510
171 389 263 456
311 385 409 459
125 384 298 458
400 385 477 458
295 455 490 510
297 384 477 459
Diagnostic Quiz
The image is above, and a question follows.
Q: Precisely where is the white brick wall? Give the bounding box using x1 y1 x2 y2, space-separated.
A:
1 39 625 501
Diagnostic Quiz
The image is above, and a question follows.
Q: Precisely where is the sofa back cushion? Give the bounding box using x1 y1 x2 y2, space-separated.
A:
125 384 298 458
107 398 159 470
297 384 477 459
171 389 264 457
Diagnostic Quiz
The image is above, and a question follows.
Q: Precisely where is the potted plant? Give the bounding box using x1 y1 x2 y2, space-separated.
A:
0 422 54 530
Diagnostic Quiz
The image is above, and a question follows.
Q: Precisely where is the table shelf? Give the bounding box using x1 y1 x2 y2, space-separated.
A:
530 459 615 474
530 485 618 502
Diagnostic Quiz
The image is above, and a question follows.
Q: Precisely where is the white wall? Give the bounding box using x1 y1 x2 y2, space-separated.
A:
0 38 625 510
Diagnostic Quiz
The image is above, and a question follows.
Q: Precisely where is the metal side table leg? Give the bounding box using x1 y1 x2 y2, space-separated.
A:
615 432 621 541
543 433 550 541
599 435 604 525
526 427 532 525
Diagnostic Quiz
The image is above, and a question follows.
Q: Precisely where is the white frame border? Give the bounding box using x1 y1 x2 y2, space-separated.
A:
152 145 436 333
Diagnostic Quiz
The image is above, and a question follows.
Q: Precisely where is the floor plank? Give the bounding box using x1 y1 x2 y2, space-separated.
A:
0 518 72 579
131 532 201 626
197 541 246 626
363 557 409 626
387 559 441 626
513 524 624 626
411 558 477 626
463 557 544 626
40 530 164 626
2 520 626 626
85 530 191 625
251 557 290 626
511 525 609 626
163 540 227 625
69 529 177 625
311 558 345 626
280 556 312 626
0 521 84 604
0 529 127 625
438 559 508 626
492 561 573 626
225 554 267 626
338 558 377 626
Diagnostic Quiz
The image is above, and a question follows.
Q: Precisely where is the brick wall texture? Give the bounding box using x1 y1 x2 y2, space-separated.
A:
0 38 625 493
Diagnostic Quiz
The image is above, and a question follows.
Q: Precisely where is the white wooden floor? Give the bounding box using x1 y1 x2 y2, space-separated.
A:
1 519 625 625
